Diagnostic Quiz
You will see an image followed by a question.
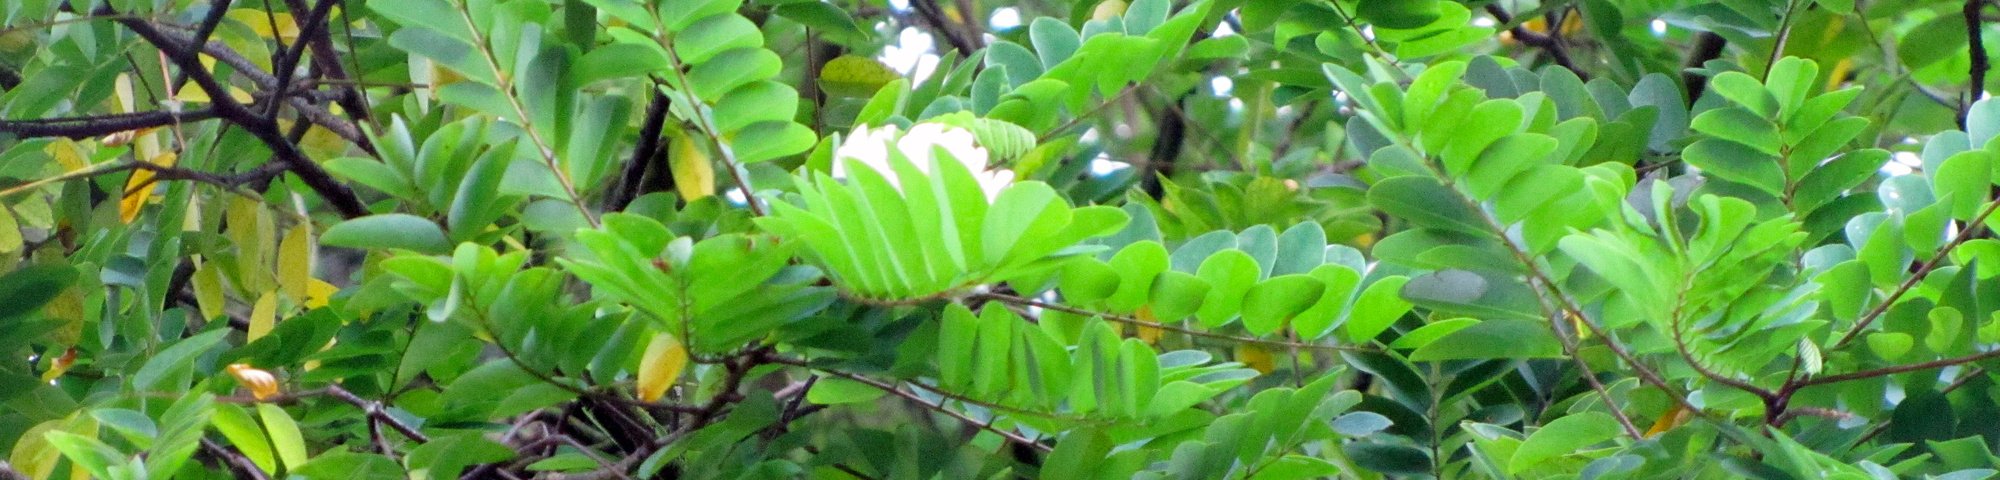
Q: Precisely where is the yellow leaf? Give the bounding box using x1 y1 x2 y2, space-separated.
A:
11 195 52 229
119 152 178 224
818 55 902 97
10 413 98 480
193 257 228 321
38 347 75 382
1645 402 1693 438
114 73 136 113
299 125 348 160
0 206 19 253
278 224 312 302
636 332 688 402
1235 343 1275 375
1132 305 1162 344
225 10 300 42
668 127 716 202
1091 0 1128 21
304 278 338 309
43 287 83 347
227 197 276 293
227 363 281 400
43 138 89 172
249 290 278 341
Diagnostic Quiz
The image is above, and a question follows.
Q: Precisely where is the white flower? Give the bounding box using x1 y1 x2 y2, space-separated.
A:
832 123 1016 201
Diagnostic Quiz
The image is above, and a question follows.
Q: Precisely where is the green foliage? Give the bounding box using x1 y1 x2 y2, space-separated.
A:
12 0 2000 478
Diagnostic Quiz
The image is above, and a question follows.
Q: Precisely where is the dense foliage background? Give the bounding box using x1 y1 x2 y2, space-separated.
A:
10 0 2000 477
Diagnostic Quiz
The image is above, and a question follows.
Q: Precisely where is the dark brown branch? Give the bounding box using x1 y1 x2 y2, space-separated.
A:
607 90 670 212
201 438 272 480
1487 4 1588 82
114 15 370 218
908 0 979 54
1799 349 2000 387
1830 197 2000 349
263 0 338 120
325 385 430 443
1682 33 1728 106
0 109 218 139
172 0 238 93
1965 0 1991 130
280 0 377 152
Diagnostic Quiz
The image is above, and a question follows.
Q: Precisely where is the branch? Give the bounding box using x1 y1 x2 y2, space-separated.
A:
606 90 670 212
0 109 217 139
907 0 979 54
114 14 371 218
1486 4 1589 81
200 438 272 480
1799 348 2000 387
1681 33 1728 106
1965 0 1991 130
809 368 1053 453
325 385 430 443
1830 197 2000 349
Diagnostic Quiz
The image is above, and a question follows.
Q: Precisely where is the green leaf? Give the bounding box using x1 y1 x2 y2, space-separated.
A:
1707 72 1779 117
1388 318 1481 349
1409 319 1563 361
322 214 453 254
1149 271 1211 321
257 404 309 471
1683 138 1785 197
1369 176 1492 237
1030 17 1081 68
1692 107 1781 156
1867 332 1914 360
1240 275 1327 335
1343 276 1412 343
212 403 277 473
1932 151 1993 220
1356 0 1441 29
1194 249 1260 327
687 48 783 99
673 13 762 65
0 264 77 320
1346 442 1432 475
733 121 818 163
1510 412 1622 473
133 330 229 393
406 432 516 478
575 42 669 84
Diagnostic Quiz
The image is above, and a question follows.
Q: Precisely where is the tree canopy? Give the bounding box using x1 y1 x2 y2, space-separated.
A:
4 0 2000 478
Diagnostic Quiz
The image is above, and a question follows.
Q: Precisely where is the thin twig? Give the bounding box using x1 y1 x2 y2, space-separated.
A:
1486 4 1589 81
0 109 218 139
200 438 272 480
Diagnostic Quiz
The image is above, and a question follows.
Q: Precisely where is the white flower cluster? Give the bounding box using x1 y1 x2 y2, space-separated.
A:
832 123 1016 201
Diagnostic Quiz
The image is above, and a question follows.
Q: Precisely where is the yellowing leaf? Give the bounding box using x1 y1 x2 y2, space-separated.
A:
228 363 281 400
225 10 300 41
819 55 901 97
119 152 177 223
11 195 52 229
248 290 278 341
9 414 95 480
304 278 338 309
668 127 716 202
43 287 83 347
193 258 228 321
1091 0 1128 21
1132 305 1162 344
43 138 89 172
228 197 276 294
38 347 75 382
1235 343 1275 374
637 332 688 402
298 125 348 160
278 224 312 302
0 206 19 253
